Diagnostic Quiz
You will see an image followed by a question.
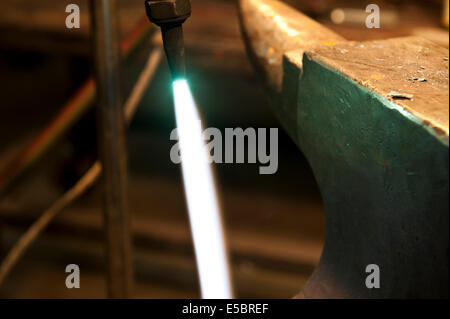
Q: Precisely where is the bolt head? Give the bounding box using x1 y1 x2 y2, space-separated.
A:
145 0 191 25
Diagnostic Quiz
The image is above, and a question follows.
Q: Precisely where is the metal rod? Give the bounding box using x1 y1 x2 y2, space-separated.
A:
161 23 186 80
0 46 163 289
90 0 133 298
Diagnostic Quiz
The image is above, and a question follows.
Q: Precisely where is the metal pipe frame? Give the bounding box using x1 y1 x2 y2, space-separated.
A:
90 0 133 298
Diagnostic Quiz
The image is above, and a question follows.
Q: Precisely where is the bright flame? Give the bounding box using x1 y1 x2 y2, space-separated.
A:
173 79 233 299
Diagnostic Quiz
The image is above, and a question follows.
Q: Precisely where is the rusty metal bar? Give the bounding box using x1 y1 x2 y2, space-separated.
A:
90 0 133 298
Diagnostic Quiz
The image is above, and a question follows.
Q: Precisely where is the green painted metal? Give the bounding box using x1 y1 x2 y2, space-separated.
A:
295 54 449 298
239 0 448 298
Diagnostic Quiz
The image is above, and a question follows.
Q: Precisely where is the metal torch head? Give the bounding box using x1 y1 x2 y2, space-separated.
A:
145 0 191 26
145 0 191 80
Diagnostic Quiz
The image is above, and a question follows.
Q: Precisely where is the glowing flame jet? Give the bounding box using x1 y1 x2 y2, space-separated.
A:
173 79 233 299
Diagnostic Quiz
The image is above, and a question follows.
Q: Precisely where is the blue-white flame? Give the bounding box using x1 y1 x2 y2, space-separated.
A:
173 79 233 299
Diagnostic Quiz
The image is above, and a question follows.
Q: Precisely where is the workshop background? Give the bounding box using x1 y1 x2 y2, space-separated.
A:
0 0 448 298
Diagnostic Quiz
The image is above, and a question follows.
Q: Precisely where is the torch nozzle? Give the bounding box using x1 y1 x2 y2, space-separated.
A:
161 23 186 80
145 0 191 80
